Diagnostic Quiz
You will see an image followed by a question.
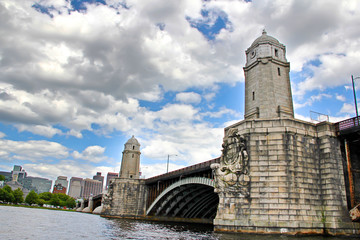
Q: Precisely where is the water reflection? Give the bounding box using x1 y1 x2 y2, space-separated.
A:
0 206 358 240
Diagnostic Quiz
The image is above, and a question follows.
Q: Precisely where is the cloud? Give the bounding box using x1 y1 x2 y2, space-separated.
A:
336 94 346 102
294 93 332 109
72 145 108 163
340 103 355 114
0 139 69 162
16 124 62 138
175 92 202 104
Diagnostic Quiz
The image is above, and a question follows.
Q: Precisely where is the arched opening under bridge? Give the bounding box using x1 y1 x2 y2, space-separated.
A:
146 177 219 223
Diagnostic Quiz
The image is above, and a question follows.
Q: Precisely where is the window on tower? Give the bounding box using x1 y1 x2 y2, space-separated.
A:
252 91 255 100
275 49 279 57
278 67 281 76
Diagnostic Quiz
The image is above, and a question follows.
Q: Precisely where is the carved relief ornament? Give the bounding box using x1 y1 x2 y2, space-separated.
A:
211 128 250 196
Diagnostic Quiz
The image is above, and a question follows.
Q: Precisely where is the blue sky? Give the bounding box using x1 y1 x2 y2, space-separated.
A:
1 0 360 183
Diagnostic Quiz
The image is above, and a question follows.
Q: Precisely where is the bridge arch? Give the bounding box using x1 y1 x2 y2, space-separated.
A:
146 177 218 221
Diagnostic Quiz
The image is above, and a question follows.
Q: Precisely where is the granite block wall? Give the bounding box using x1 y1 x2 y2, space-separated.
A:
214 118 360 235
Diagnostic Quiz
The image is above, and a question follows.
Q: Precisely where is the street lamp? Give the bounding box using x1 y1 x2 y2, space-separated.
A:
166 154 177 173
352 75 360 124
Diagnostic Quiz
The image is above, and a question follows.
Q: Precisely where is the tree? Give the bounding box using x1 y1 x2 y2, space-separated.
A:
3 185 12 193
13 188 24 204
0 175 5 181
25 190 39 205
39 192 52 202
65 197 76 208
0 187 14 203
37 198 46 206
1 185 15 203
50 194 60 206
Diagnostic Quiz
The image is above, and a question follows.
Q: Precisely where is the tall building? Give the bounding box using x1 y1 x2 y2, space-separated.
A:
105 172 118 189
19 176 52 194
11 165 27 182
53 176 68 194
53 183 67 194
119 135 141 179
68 177 83 199
93 172 104 190
55 176 68 189
244 29 294 119
81 178 102 199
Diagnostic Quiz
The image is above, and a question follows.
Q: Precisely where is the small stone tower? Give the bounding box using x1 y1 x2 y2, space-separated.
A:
244 30 294 119
101 135 147 218
119 135 141 179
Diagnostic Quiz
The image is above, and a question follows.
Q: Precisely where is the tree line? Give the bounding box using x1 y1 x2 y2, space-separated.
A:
0 181 76 209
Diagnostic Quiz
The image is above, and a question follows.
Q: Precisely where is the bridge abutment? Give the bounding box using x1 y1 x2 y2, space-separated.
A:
213 118 360 235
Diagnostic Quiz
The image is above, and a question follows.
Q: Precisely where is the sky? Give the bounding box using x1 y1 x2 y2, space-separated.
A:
1 0 360 184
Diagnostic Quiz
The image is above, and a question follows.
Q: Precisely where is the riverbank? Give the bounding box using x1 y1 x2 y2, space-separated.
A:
0 202 76 212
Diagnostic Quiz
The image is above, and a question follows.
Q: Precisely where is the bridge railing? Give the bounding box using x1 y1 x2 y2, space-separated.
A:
335 116 360 135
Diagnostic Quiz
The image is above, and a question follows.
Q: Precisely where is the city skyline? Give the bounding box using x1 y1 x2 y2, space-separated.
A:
1 0 360 182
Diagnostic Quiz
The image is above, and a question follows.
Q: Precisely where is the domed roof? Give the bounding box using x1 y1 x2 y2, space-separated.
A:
126 135 140 145
250 29 280 47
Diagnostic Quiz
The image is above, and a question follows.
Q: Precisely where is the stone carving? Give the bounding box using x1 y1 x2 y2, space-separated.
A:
211 128 250 196
101 183 114 212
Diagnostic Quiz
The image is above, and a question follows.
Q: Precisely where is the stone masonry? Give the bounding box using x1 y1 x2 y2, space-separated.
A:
213 118 360 235
101 178 147 218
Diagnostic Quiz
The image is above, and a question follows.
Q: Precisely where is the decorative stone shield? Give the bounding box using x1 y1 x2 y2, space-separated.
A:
211 128 250 196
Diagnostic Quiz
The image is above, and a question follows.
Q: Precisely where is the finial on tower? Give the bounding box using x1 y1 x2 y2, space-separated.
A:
262 29 267 35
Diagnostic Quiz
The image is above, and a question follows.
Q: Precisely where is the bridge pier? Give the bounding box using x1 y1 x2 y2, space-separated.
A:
101 178 147 219
76 199 84 212
212 119 360 235
82 197 93 213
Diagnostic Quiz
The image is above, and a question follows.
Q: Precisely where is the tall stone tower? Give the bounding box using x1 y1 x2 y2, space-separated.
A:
244 30 294 119
119 135 141 179
212 31 359 235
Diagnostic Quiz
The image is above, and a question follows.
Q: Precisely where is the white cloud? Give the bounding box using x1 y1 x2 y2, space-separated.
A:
16 124 62 138
72 145 108 163
0 139 69 162
0 132 5 138
340 103 356 114
336 94 346 102
175 92 202 104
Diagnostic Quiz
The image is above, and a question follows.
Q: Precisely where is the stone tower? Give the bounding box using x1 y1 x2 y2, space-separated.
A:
119 135 141 179
244 30 294 119
212 31 359 235
101 135 147 218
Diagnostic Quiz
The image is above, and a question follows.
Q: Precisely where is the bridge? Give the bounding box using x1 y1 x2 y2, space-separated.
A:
80 157 220 222
334 116 360 212
82 116 360 235
144 158 219 223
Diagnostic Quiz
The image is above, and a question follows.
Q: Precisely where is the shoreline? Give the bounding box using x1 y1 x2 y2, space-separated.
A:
0 203 76 212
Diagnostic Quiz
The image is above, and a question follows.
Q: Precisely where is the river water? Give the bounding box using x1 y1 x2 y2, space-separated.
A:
0 205 358 240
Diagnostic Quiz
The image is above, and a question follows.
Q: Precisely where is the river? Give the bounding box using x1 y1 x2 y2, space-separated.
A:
0 205 358 239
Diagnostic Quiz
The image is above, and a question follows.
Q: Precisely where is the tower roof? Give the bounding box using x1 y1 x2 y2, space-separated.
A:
250 29 280 48
126 135 140 145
